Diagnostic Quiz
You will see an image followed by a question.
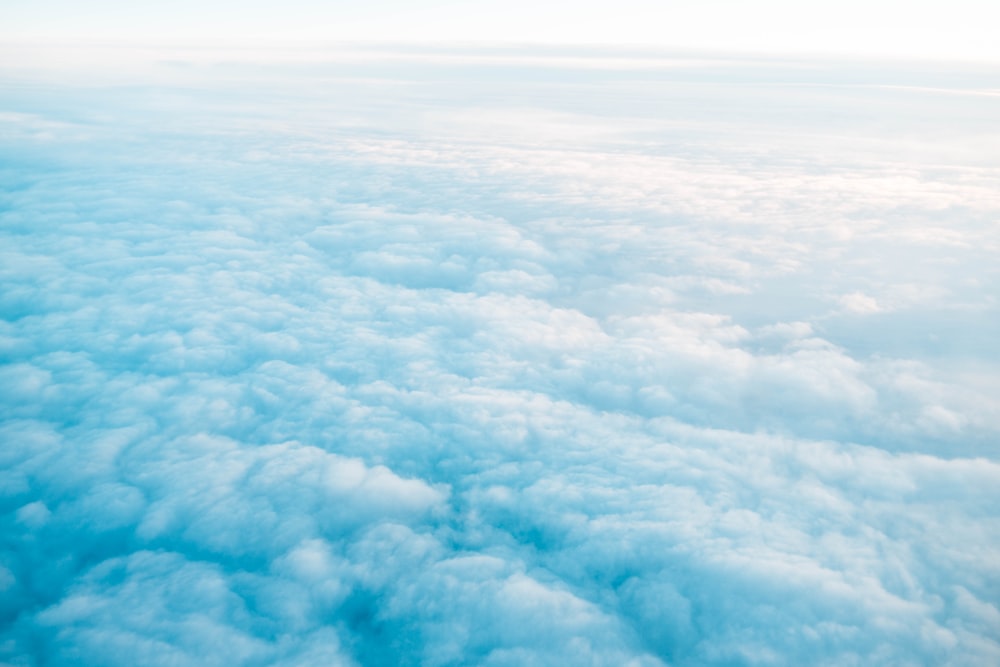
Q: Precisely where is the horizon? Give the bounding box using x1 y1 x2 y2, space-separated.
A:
4 0 1000 64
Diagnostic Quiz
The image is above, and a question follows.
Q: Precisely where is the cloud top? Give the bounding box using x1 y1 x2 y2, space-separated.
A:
1 46 999 666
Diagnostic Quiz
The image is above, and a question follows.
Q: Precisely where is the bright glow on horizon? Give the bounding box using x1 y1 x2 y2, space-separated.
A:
4 0 1000 63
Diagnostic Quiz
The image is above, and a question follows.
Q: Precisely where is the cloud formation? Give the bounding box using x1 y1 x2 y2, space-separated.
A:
1 45 999 666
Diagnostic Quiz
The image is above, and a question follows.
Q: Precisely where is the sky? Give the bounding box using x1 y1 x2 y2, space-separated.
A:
2 3 1000 667
4 0 1000 62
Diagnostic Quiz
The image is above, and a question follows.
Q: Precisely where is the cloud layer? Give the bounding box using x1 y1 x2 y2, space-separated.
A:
2 46 999 665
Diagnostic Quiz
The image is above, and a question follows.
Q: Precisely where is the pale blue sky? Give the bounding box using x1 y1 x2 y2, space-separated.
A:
4 0 1000 62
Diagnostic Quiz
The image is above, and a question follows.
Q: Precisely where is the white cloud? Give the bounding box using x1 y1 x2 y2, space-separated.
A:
839 292 883 314
1 45 999 666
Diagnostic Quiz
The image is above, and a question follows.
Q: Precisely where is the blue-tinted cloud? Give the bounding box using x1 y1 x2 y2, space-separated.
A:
1 45 999 666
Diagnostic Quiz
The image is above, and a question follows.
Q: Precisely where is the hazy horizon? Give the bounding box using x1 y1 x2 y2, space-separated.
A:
5 0 1000 62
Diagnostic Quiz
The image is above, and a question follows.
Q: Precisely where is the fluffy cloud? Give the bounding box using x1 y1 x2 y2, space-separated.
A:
1 44 999 665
